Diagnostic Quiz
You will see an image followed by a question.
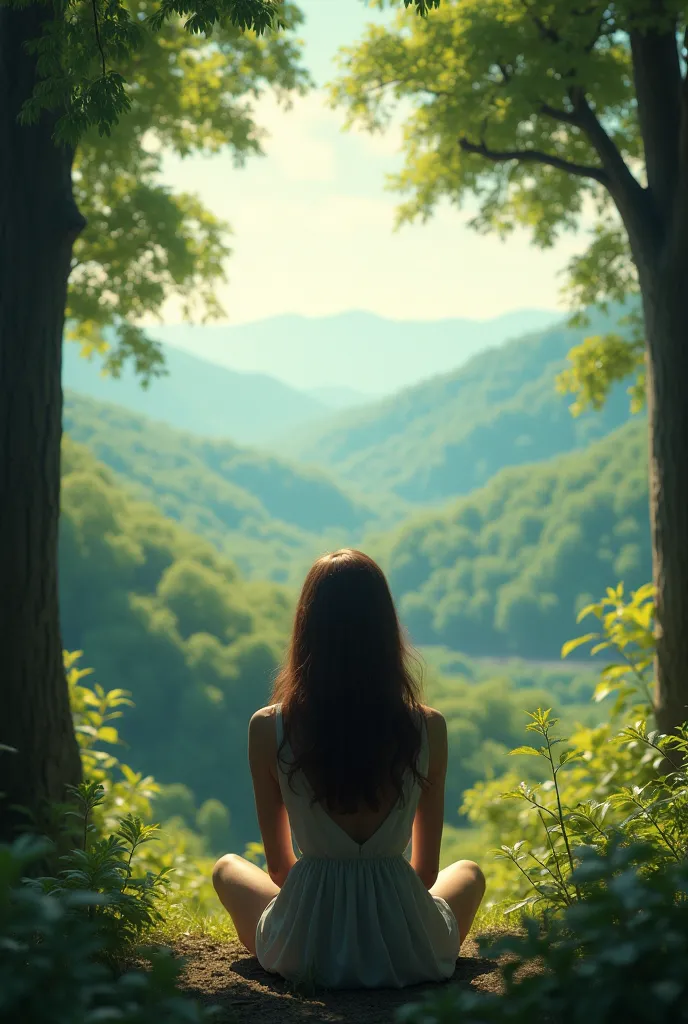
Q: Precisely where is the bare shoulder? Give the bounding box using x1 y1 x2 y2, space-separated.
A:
420 704 447 737
249 704 278 746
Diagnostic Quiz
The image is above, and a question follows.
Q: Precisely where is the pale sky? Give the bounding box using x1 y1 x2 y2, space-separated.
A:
160 0 589 325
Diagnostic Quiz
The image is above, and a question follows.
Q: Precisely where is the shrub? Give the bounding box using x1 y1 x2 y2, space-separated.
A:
398 842 688 1024
0 835 214 1024
399 581 688 1022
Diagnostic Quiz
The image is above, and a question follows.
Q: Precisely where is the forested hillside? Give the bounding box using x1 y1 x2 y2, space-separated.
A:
283 310 633 504
64 392 393 582
378 419 650 659
60 436 293 844
60 436 597 843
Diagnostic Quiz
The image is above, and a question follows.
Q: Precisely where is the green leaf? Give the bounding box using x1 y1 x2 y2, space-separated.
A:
561 633 598 659
510 745 543 758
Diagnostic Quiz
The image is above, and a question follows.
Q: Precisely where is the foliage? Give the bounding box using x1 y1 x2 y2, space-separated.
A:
398 842 688 1024
5 0 438 145
562 581 656 712
0 837 214 1024
460 581 687 910
289 309 634 504
29 780 169 955
65 652 224 921
423 661 597 828
399 582 688 1021
331 0 674 415
379 420 650 658
58 434 603 844
556 315 646 416
59 436 291 845
67 1 309 381
64 391 376 583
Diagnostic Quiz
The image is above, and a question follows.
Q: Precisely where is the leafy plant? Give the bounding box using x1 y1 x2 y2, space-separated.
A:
65 652 231 925
562 582 656 713
28 780 169 955
461 582 686 915
398 842 688 1024
0 835 215 1024
498 709 583 914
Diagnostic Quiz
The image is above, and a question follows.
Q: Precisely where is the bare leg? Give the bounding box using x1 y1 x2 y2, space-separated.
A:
212 854 280 955
430 860 486 947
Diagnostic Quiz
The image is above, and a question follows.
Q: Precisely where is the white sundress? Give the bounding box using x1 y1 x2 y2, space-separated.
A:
255 705 460 989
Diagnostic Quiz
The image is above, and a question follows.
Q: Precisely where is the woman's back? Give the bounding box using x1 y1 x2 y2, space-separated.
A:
253 703 459 989
212 551 483 990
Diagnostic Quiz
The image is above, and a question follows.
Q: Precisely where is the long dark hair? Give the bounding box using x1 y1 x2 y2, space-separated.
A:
271 549 425 813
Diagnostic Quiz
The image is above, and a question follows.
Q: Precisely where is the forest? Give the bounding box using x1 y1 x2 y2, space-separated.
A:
3 1 688 1022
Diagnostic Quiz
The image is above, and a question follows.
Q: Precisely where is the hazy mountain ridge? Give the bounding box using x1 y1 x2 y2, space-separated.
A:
62 341 331 445
149 308 560 395
280 309 634 504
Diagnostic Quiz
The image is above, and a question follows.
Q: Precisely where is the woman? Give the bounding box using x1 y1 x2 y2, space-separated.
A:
212 549 485 989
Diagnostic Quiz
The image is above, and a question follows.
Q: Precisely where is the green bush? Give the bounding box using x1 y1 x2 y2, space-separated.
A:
0 836 214 1024
29 780 169 955
400 580 688 1022
398 842 688 1024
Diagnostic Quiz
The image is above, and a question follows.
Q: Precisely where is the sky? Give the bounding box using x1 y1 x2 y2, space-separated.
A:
160 0 590 326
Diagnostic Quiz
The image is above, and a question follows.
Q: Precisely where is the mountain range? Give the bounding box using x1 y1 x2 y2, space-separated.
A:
148 308 560 396
280 307 634 504
62 341 330 446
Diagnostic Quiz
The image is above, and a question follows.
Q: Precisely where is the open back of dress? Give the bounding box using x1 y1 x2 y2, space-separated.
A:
255 705 459 989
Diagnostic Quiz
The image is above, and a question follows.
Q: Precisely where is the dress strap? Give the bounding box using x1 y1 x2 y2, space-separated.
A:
274 702 284 747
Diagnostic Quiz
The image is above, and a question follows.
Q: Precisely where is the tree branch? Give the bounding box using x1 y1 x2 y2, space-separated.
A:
538 102 581 127
458 136 609 184
570 90 656 255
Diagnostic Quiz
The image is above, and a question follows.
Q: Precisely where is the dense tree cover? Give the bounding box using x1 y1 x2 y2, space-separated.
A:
422 654 596 825
333 0 688 737
379 420 650 659
58 436 600 838
285 310 632 504
60 437 291 844
64 392 385 582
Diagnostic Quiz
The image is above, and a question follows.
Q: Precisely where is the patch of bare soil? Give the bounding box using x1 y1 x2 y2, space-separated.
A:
172 934 509 1024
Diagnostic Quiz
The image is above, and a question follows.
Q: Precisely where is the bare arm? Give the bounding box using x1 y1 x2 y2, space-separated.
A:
248 707 297 888
410 707 447 889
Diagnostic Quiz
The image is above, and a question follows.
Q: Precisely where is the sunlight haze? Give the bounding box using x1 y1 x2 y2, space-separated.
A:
159 0 588 328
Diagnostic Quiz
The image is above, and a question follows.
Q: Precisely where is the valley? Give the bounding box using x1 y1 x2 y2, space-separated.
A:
61 307 647 850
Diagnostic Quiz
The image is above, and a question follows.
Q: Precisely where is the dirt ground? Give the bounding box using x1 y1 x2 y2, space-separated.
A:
173 934 507 1024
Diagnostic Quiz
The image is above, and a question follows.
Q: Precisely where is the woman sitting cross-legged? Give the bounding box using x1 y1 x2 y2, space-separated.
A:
212 548 485 990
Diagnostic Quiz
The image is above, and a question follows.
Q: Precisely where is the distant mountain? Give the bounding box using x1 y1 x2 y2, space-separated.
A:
62 341 328 445
64 392 392 583
280 309 634 505
308 385 371 409
148 308 560 396
375 418 650 660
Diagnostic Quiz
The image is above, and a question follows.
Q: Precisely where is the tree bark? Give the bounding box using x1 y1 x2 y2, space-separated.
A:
0 3 85 842
642 256 688 738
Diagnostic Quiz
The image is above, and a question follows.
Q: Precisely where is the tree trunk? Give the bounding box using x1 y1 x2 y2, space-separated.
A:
0 3 85 842
643 256 688 738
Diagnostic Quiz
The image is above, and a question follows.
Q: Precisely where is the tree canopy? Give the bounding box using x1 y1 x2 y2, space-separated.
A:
68 1 309 380
331 0 683 411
